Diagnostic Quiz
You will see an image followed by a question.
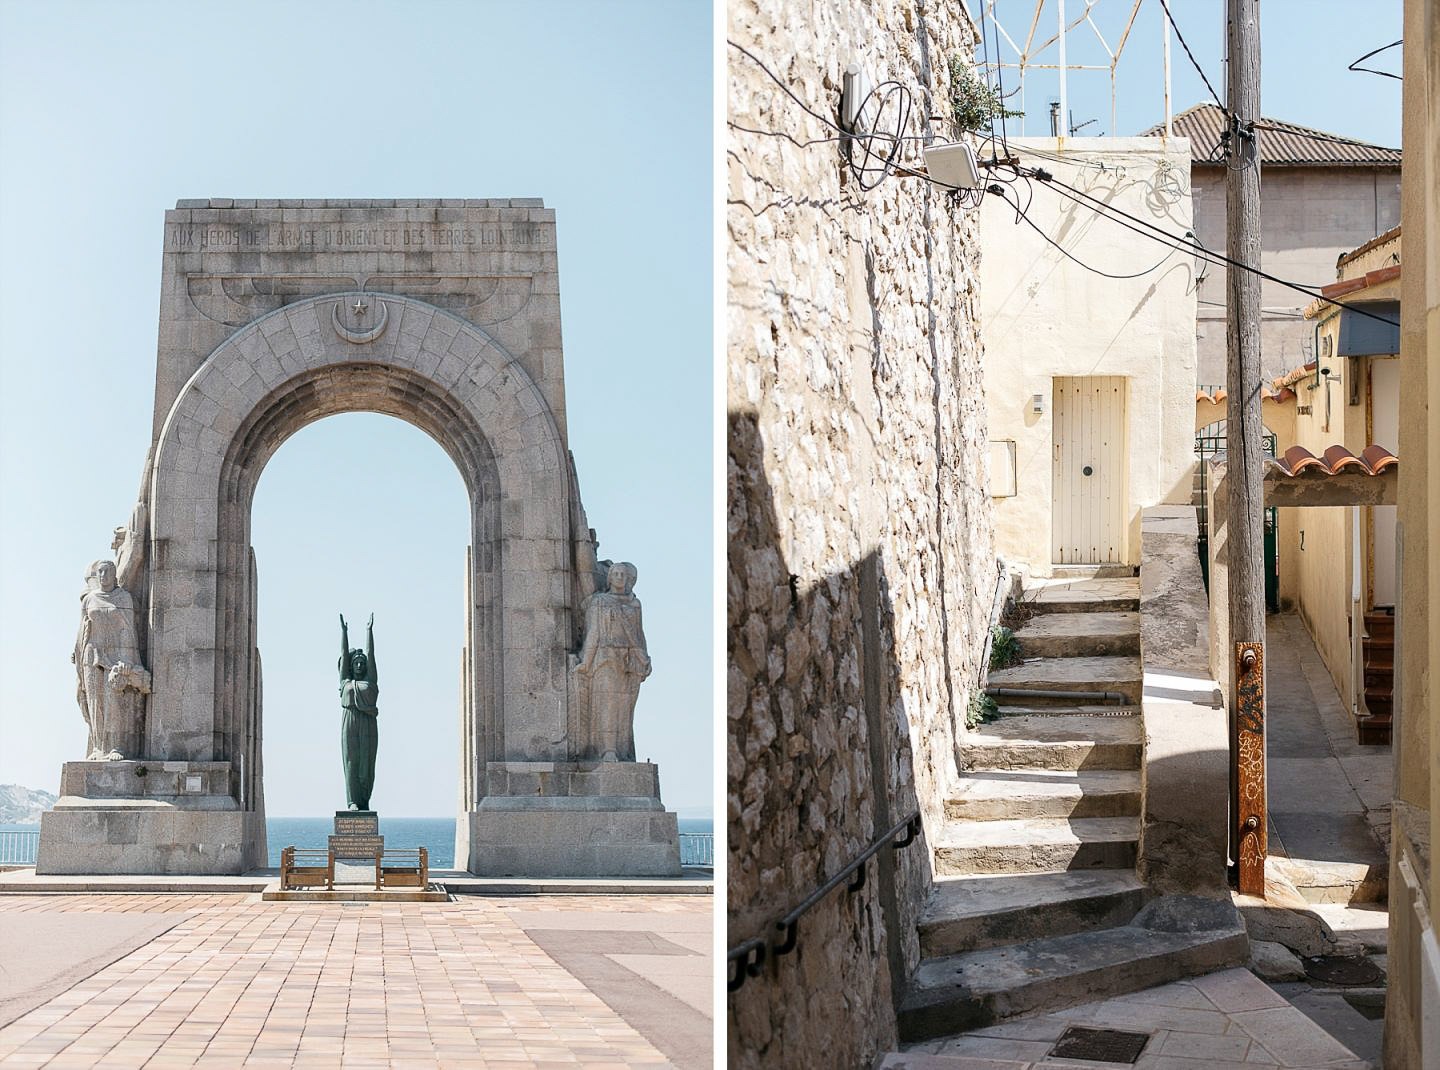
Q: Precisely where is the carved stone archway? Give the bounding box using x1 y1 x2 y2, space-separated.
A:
38 200 679 877
146 292 571 868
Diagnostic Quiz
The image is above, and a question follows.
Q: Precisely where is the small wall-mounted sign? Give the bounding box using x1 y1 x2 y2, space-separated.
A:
185 775 203 793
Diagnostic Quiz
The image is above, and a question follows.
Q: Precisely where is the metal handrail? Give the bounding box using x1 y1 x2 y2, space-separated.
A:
726 810 921 993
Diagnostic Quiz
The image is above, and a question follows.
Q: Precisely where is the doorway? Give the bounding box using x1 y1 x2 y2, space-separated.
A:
1052 375 1128 565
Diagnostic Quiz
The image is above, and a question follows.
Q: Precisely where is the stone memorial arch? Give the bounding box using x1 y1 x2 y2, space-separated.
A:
38 199 680 876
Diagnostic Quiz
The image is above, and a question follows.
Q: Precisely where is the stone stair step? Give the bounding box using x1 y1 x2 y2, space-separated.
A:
987 655 1142 705
898 896 1249 1041
1020 577 1140 615
959 712 1142 771
1011 611 1139 659
919 870 1147 957
945 770 1141 821
1046 564 1138 579
933 817 1138 876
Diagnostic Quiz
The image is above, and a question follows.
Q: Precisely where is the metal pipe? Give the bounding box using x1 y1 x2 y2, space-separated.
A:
726 810 921 994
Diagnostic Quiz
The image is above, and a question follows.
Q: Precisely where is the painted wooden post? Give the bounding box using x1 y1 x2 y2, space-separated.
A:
1235 642 1266 895
1226 0 1267 897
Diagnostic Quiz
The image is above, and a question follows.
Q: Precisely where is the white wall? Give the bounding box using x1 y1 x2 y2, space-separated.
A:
981 137 1198 576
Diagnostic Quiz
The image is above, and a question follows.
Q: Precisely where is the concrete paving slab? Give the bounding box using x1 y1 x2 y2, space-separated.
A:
608 953 711 1016
1269 813 1387 870
0 912 187 1028
1334 754 1394 813
1308 903 1388 953
1269 758 1363 814
0 892 712 1067
891 968 1368 1070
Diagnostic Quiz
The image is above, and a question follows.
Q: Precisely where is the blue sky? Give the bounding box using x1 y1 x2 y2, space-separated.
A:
0 0 713 818
974 0 1401 145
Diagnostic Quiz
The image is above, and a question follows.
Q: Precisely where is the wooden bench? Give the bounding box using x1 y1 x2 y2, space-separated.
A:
280 847 335 890
374 847 429 890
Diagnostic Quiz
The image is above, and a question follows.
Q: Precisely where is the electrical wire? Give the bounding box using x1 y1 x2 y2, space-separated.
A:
846 80 914 191
985 2 1013 156
727 39 930 144
1025 167 1400 326
727 36 1401 328
985 182 1183 279
1348 39 1403 81
1158 0 1228 113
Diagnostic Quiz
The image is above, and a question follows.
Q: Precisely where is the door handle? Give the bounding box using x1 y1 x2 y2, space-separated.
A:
1083 465 1094 477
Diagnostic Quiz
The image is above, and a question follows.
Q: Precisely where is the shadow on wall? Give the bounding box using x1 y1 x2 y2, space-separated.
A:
727 409 929 1070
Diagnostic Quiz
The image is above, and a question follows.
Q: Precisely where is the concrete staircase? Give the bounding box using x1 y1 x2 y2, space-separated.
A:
897 575 1247 1042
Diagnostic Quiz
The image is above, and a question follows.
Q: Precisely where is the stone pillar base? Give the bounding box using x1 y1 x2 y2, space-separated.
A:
466 761 682 877
35 760 262 875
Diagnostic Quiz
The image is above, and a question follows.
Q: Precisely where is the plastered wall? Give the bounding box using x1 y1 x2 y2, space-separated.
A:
980 138 1197 576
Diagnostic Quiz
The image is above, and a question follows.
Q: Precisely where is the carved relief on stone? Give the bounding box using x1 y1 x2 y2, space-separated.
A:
571 562 651 762
184 274 534 328
331 296 389 344
72 504 151 760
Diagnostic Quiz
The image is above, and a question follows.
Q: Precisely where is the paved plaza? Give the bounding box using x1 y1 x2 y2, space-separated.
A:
0 892 712 1069
886 968 1369 1069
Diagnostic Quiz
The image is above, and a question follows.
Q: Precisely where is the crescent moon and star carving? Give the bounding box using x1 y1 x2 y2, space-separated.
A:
332 295 389 344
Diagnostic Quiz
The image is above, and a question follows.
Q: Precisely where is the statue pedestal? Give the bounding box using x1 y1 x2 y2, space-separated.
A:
36 760 262 875
329 811 384 859
465 761 681 877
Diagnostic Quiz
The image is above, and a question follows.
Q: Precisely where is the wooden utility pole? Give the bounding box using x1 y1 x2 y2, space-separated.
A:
1226 0 1267 897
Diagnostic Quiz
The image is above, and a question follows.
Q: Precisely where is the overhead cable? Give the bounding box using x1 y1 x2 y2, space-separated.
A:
1157 0 1228 113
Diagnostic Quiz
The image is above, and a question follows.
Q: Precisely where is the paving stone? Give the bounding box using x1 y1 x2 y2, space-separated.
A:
0 892 709 1066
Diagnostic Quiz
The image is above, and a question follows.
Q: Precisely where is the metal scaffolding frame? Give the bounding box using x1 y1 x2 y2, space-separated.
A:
973 0 1172 138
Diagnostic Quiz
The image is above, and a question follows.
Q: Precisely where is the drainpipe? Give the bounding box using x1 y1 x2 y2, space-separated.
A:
1351 507 1363 718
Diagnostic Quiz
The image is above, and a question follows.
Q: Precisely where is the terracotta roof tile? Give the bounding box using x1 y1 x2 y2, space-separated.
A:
1195 386 1296 406
1142 104 1401 168
1272 445 1397 477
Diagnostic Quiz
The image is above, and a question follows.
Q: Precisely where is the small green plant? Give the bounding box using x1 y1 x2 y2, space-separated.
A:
989 625 1021 670
949 54 1023 133
966 689 1000 729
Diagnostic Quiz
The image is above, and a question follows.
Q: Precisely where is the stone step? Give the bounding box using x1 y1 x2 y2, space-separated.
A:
1011 611 1139 658
1020 577 1140 615
987 655 1142 706
898 896 1249 1041
959 711 1142 771
945 769 1141 821
1047 564 1138 579
918 870 1147 957
932 817 1138 876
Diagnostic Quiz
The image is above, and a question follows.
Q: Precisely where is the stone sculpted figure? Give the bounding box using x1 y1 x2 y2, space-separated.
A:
338 613 379 810
574 562 651 761
72 553 151 761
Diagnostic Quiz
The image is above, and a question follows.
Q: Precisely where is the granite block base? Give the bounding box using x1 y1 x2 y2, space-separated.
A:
36 805 264 875
36 761 263 875
466 761 681 877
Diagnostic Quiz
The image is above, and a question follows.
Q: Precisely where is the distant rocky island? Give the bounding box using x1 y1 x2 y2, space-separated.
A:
0 785 57 824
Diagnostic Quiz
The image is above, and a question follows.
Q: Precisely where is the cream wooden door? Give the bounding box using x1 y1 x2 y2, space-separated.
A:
1053 376 1127 564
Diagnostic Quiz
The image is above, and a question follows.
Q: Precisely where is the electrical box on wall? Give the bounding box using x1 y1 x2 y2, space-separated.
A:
923 141 982 189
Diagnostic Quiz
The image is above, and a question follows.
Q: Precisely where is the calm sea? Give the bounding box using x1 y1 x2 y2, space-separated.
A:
1 818 713 869
264 816 714 869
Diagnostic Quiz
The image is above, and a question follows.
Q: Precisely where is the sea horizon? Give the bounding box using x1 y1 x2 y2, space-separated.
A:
2 816 714 870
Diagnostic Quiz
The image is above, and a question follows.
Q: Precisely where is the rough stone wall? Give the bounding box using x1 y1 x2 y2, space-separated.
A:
727 2 992 1066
